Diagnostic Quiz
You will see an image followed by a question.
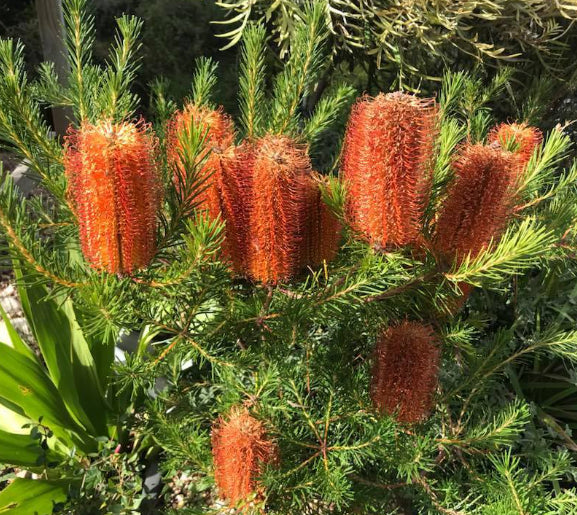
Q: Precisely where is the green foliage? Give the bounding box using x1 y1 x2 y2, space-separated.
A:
191 57 219 109
238 25 267 139
62 0 142 122
213 0 577 91
445 218 556 287
233 2 355 157
0 478 72 515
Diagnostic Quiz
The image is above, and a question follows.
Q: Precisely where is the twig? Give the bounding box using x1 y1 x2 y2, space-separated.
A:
362 270 439 303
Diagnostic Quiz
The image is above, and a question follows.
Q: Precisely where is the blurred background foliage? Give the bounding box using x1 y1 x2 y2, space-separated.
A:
4 0 577 125
1 0 238 112
213 0 577 103
3 1 577 512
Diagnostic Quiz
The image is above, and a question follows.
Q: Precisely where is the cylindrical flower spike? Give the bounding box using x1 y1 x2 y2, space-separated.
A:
216 142 254 273
211 407 278 508
65 120 161 274
302 173 342 268
434 144 517 264
342 92 439 249
248 135 312 283
370 321 440 423
488 122 542 178
168 103 236 214
169 104 252 272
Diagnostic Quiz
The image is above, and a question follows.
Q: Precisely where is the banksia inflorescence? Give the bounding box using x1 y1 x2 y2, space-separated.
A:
370 321 440 423
169 104 252 271
302 173 342 268
65 120 161 274
211 406 278 508
489 122 542 177
433 144 517 264
342 92 438 249
247 135 312 283
168 103 236 212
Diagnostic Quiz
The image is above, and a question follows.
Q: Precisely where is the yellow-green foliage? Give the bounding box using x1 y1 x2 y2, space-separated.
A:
214 0 577 87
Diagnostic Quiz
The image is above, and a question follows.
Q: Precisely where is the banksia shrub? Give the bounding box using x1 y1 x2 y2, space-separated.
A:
434 144 517 264
211 407 278 508
342 92 438 248
247 135 311 283
370 321 440 423
302 173 342 268
65 120 161 274
489 122 542 177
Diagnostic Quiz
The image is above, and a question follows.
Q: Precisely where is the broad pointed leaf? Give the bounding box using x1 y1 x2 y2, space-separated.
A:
0 478 71 515
0 341 90 451
13 267 109 437
0 430 46 467
0 301 32 357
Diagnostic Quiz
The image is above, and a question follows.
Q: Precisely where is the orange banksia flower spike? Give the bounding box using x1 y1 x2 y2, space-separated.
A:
370 321 440 423
217 142 254 273
488 122 542 178
433 143 517 264
169 104 252 272
248 135 312 283
302 173 342 268
211 406 278 508
168 103 236 214
342 92 439 248
65 120 161 274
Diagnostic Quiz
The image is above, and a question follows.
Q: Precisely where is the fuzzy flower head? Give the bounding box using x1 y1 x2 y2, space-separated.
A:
342 92 438 249
488 122 542 178
370 321 440 423
169 103 235 162
247 134 312 283
168 103 236 210
168 104 255 272
433 143 517 264
211 407 278 508
302 173 342 268
64 120 161 274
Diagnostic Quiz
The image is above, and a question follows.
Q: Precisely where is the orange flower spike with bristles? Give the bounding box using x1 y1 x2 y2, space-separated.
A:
248 135 312 283
370 321 440 423
488 122 542 178
342 92 439 248
211 407 278 508
434 143 517 264
169 104 254 272
65 120 161 274
302 173 342 267
168 103 236 215
216 142 254 274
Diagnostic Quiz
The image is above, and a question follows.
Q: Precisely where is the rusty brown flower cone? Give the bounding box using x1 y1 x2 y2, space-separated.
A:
168 104 253 272
301 173 342 268
488 122 542 179
64 120 161 274
167 104 236 220
247 135 312 283
342 92 438 249
168 104 235 206
210 142 253 273
211 407 278 508
433 143 517 265
370 321 440 423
